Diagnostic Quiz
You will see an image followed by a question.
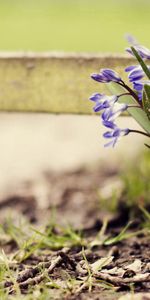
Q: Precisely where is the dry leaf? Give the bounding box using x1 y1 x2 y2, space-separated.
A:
101 266 125 277
91 256 114 273
125 259 142 273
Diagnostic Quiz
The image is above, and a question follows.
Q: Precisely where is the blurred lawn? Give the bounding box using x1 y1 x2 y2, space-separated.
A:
0 0 150 52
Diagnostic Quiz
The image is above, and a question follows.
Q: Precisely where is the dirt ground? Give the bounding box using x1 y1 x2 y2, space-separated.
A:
0 167 149 300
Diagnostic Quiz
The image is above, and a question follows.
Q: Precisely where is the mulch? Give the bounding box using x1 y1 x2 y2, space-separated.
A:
0 167 149 299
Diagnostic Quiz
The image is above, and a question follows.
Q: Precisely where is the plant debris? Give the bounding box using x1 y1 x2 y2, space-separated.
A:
0 161 149 299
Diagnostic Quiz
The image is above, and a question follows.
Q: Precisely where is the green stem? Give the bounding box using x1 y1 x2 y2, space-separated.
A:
131 46 150 80
119 81 140 105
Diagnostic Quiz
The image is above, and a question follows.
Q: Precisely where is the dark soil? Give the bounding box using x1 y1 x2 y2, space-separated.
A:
0 167 150 300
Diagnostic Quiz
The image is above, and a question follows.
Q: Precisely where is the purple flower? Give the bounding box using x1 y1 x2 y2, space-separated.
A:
125 63 150 101
125 34 138 46
126 45 150 60
125 66 144 82
133 80 150 101
101 69 121 82
101 103 128 123
91 68 121 83
89 93 118 112
126 35 150 59
102 120 116 129
89 36 150 149
125 65 150 82
89 93 104 102
133 80 150 91
91 73 108 83
103 125 130 147
133 81 143 101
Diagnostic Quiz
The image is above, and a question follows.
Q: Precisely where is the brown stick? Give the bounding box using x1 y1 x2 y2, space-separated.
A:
5 247 70 291
95 271 150 286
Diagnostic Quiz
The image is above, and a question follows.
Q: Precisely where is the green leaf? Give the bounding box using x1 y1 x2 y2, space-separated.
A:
143 84 150 120
131 47 150 80
107 82 150 134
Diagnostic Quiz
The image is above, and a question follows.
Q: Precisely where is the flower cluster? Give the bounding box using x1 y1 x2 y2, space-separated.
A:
89 91 129 147
89 38 150 147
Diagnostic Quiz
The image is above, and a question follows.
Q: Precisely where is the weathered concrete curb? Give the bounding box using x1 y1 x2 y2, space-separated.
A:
0 53 135 114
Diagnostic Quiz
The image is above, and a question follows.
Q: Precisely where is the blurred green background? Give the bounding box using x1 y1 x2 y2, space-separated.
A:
0 0 150 52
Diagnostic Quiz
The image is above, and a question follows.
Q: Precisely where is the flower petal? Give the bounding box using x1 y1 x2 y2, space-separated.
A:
89 93 104 102
101 69 121 82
